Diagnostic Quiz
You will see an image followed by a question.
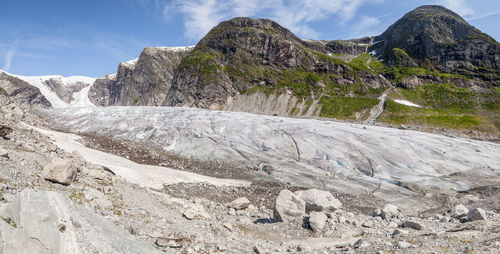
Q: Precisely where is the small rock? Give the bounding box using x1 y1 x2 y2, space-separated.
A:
392 229 408 238
434 214 443 220
229 197 251 210
183 204 210 220
396 241 413 249
440 216 450 223
253 245 266 254
155 237 182 248
0 125 13 138
43 158 78 185
0 146 8 159
353 239 370 249
294 189 342 213
309 211 327 232
273 189 305 222
361 221 373 228
467 208 487 221
403 220 423 230
223 222 234 232
381 204 399 220
449 204 468 218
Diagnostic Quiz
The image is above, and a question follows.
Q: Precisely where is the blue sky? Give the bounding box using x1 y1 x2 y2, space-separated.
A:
1 0 499 77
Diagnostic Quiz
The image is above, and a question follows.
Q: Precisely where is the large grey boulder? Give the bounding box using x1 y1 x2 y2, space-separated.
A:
43 158 77 185
294 189 342 213
381 204 400 220
467 208 487 221
0 189 162 254
273 189 305 222
449 204 469 218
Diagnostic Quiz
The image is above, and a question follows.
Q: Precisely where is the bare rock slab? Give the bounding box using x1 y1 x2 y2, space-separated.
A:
43 158 77 185
274 189 305 222
1 189 162 254
294 188 342 213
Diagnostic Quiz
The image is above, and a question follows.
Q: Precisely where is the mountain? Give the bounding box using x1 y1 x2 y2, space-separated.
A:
163 17 390 114
89 46 193 106
371 5 499 88
1 5 498 139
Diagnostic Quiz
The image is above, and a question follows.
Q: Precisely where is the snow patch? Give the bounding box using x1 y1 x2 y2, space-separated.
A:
394 99 422 108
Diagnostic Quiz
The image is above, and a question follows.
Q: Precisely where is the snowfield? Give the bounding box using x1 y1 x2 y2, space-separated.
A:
43 106 500 192
394 99 422 108
13 73 96 108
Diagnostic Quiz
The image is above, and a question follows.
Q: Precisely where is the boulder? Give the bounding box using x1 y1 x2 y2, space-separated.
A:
309 211 327 232
155 237 182 248
229 197 251 210
449 204 468 218
0 125 13 138
273 189 305 222
183 203 210 220
403 220 424 230
1 189 162 253
381 204 399 220
467 208 487 221
294 189 342 213
440 216 450 223
43 158 78 185
0 146 8 158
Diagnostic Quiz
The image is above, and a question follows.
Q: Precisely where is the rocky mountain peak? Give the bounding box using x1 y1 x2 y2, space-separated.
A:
372 5 499 86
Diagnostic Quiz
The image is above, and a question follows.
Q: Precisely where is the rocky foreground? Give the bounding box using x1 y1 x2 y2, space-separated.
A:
0 90 499 254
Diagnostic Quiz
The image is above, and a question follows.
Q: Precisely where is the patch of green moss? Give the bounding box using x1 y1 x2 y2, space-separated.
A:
319 97 379 119
178 50 221 74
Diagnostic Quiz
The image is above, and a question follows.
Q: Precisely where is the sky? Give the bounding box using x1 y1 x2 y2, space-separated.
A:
1 0 499 77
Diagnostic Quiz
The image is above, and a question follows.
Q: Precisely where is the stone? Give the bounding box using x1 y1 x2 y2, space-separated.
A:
2 189 163 253
362 221 374 228
392 229 408 238
353 239 370 249
0 146 8 158
155 237 183 248
42 158 78 185
396 241 413 249
273 189 305 222
449 204 468 218
229 197 251 210
309 211 327 232
223 222 234 231
183 204 210 220
467 208 487 221
403 220 424 230
440 216 450 223
0 125 13 138
381 204 399 220
0 220 52 254
253 245 266 254
294 189 342 213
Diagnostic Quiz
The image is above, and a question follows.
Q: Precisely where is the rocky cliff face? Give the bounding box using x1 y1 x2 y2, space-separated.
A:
162 17 389 108
371 5 499 87
0 72 52 108
89 47 193 106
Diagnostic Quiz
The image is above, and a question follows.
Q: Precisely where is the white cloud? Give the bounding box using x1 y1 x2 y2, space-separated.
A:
164 0 382 40
438 0 474 16
352 16 381 37
3 50 14 71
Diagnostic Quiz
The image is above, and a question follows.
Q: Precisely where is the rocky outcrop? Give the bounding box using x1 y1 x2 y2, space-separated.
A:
273 189 306 222
0 72 52 108
89 47 193 106
0 189 162 254
371 5 499 87
163 17 390 109
43 77 88 103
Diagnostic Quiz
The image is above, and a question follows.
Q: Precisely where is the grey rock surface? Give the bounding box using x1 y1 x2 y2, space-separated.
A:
274 189 305 222
1 189 162 254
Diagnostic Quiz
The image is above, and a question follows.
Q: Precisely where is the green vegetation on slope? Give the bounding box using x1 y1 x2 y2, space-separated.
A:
319 97 379 120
